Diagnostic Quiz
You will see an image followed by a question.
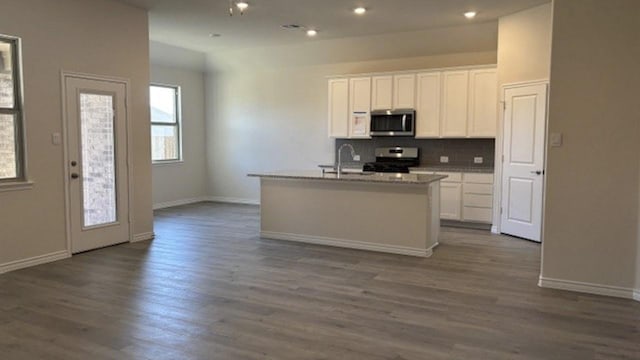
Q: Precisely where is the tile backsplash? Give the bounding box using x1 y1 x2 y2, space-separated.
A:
335 138 495 168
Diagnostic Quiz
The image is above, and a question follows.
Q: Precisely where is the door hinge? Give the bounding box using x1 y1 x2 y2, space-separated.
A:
502 155 504 163
501 101 506 110
500 207 503 215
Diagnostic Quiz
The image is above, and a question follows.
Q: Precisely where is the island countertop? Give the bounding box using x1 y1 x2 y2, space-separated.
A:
248 170 447 185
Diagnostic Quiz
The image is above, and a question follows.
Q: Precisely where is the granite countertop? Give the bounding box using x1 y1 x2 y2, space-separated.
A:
319 164 494 174
409 166 494 174
248 170 447 185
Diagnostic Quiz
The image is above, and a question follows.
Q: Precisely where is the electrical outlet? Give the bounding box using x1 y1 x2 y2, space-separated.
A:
353 155 361 161
440 156 449 163
474 157 483 164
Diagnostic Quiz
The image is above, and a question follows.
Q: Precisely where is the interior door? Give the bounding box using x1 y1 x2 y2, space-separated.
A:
501 83 547 242
65 76 130 253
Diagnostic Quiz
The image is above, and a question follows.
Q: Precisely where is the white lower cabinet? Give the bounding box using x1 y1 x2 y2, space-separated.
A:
440 182 462 220
411 171 494 224
462 173 494 223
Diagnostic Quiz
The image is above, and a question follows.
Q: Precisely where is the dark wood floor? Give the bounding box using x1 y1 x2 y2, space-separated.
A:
1 202 639 359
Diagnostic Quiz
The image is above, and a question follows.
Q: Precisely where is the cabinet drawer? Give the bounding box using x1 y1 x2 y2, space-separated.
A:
463 183 493 195
463 194 493 208
463 173 494 184
436 172 462 183
463 207 492 223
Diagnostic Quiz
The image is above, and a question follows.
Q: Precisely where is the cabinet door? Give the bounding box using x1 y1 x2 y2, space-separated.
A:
440 183 462 220
468 69 498 137
441 70 469 138
371 76 393 110
415 72 441 138
328 78 349 138
393 74 416 109
349 77 371 138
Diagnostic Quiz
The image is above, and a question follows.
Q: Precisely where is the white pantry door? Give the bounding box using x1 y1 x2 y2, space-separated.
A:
65 76 130 253
501 83 547 242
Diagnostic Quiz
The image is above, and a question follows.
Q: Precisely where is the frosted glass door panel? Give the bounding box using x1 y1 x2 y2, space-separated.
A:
80 93 117 227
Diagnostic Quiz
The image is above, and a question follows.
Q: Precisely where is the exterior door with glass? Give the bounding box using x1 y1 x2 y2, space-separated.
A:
64 76 129 253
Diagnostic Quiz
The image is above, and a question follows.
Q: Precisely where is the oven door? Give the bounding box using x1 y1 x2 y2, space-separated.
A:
370 110 415 136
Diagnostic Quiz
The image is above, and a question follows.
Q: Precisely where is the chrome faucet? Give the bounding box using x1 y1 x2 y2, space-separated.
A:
337 143 358 176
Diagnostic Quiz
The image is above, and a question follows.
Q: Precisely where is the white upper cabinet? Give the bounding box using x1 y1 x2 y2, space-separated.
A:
327 66 497 139
349 77 371 138
468 69 498 137
441 70 469 138
328 78 349 138
393 74 416 109
371 76 393 110
415 72 441 138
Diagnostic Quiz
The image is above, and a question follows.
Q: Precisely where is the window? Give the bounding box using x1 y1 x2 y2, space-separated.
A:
150 84 181 163
0 35 25 181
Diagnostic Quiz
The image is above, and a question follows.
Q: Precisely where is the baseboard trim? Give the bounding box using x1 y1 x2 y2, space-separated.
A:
538 276 637 300
261 231 435 257
207 196 260 206
491 225 499 234
0 250 70 274
132 232 155 242
153 197 209 210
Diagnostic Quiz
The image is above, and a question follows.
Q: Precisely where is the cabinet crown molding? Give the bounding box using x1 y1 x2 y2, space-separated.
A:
326 64 497 80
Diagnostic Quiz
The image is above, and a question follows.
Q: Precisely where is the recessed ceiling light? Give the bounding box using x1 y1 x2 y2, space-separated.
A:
306 29 318 37
464 11 477 19
236 1 249 11
354 7 367 15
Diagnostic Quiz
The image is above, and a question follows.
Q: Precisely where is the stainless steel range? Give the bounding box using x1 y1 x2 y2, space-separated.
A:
363 147 419 173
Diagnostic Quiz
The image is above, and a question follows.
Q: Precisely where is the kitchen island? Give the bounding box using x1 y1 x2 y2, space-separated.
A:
248 171 446 257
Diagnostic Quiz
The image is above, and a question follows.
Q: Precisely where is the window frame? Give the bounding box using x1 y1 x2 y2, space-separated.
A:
150 83 182 164
0 34 27 185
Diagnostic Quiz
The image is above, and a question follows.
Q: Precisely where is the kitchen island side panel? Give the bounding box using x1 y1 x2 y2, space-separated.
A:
259 178 439 256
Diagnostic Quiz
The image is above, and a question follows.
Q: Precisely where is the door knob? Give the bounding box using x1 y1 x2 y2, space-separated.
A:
71 173 79 179
530 170 543 175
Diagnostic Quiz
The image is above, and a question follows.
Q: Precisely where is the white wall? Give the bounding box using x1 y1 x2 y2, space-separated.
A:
497 3 552 86
205 23 499 203
0 0 152 269
541 0 640 296
150 63 208 208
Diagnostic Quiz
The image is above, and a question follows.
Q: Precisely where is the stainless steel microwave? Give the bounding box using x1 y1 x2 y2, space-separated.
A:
370 109 415 136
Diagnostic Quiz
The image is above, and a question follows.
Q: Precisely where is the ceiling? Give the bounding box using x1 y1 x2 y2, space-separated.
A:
117 0 549 52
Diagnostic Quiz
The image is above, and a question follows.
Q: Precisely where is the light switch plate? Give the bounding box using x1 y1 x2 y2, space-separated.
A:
52 133 62 145
353 155 361 161
474 157 483 164
440 156 449 163
550 133 563 147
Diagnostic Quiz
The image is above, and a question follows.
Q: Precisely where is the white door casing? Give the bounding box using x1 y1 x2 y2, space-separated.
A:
501 83 547 242
64 75 130 253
